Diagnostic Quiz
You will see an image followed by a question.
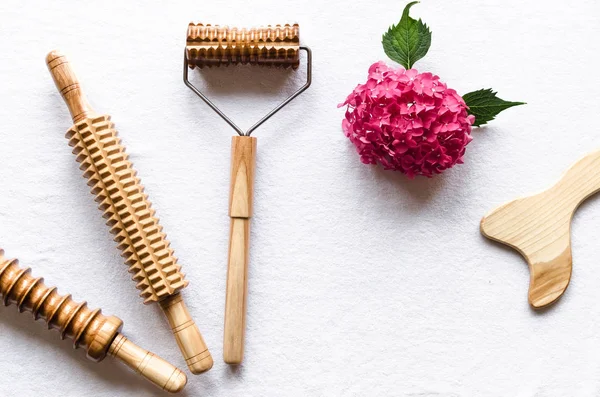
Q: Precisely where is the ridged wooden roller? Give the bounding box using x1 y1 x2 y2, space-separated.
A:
66 114 188 303
46 50 213 374
186 23 300 69
0 249 187 393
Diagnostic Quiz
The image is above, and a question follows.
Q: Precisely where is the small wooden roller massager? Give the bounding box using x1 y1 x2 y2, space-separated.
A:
0 249 187 393
46 51 212 374
184 23 312 364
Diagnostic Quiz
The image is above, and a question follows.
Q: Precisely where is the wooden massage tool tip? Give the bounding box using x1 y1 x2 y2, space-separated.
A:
184 23 312 364
0 249 187 393
481 150 600 309
46 50 213 374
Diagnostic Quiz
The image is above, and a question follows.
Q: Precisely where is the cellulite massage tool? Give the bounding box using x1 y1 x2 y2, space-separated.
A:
184 23 312 363
0 249 187 393
481 150 600 308
46 51 213 373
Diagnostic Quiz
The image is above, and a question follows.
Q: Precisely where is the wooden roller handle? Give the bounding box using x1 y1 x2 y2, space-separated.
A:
224 136 257 364
46 50 94 123
159 294 213 374
109 334 187 393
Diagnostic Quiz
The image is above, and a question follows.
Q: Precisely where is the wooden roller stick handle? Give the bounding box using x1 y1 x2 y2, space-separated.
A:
108 334 187 392
45 50 94 123
160 294 212 370
46 50 213 374
224 136 256 364
0 250 187 393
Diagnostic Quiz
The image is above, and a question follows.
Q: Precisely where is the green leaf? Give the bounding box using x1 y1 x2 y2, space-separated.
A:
462 89 525 127
382 1 432 69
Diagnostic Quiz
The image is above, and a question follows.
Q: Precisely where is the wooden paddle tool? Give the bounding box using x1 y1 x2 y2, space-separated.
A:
481 150 600 308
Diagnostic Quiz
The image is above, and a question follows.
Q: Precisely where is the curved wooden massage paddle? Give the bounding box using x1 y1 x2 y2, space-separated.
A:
0 249 187 393
46 50 212 373
481 150 600 308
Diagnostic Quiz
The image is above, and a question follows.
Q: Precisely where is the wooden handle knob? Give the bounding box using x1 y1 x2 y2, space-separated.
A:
224 136 256 364
109 334 187 393
159 293 213 374
46 50 94 123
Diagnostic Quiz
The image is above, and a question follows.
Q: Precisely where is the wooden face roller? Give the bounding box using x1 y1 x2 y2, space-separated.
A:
0 249 187 393
184 23 311 364
46 50 213 374
481 150 600 308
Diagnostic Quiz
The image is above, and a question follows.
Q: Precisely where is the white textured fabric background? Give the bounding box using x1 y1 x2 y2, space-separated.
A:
1 0 600 396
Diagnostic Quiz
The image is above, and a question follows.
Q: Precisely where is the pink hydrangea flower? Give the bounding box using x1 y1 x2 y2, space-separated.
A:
339 61 475 178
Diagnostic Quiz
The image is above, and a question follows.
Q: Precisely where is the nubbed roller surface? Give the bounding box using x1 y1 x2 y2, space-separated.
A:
186 23 300 69
67 115 188 303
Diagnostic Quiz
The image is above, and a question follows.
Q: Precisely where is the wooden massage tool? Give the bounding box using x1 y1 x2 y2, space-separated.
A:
184 23 312 363
46 51 213 374
0 249 187 393
481 150 600 308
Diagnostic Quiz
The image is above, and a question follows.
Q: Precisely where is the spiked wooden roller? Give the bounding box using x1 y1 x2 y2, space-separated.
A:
0 249 187 393
186 24 301 69
481 150 600 308
184 23 312 364
46 50 213 374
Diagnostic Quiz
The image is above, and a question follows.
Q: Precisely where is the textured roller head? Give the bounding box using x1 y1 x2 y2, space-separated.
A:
66 115 189 304
186 23 300 69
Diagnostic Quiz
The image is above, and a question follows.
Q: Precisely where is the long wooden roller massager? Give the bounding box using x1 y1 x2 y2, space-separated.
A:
0 249 187 393
46 50 213 374
184 23 312 364
481 150 600 308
